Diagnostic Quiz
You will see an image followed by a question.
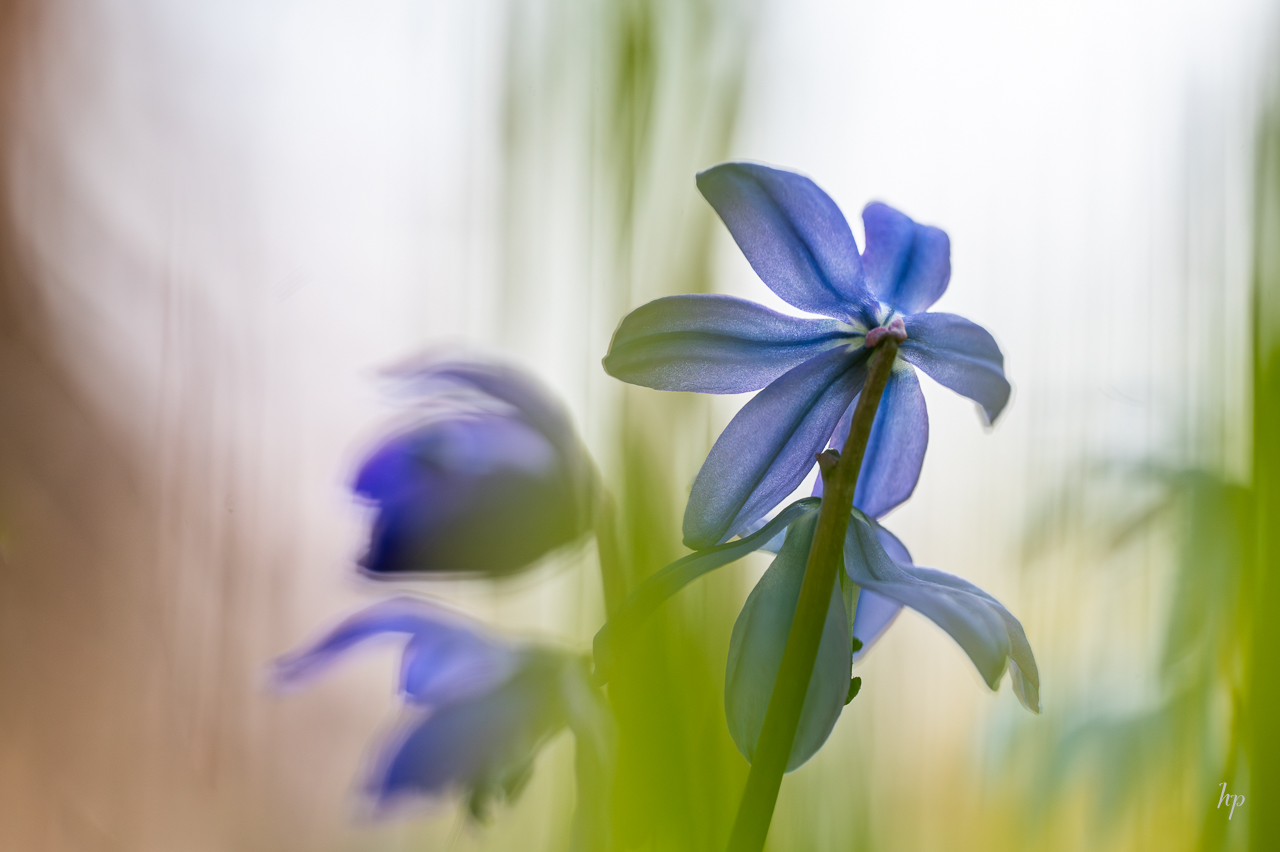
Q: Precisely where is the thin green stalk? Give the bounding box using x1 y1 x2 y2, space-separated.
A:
594 490 627 620
725 338 900 852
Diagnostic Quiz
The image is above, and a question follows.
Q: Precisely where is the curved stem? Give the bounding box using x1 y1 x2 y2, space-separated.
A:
725 338 900 852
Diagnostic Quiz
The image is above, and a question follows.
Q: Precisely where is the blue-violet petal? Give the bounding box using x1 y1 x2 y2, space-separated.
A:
849 590 903 664
724 511 851 771
844 514 1040 712
602 294 848 393
272 596 518 707
861 202 951 315
355 414 589 577
697 163 876 322
849 525 911 661
813 363 928 519
899 312 1011 423
385 359 597 534
684 347 867 548
369 650 567 807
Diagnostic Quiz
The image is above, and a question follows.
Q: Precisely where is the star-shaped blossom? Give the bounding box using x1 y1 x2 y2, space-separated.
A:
355 360 597 577
603 162 1010 548
273 597 612 844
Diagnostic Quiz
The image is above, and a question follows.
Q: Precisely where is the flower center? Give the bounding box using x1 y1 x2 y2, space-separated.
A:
863 316 907 349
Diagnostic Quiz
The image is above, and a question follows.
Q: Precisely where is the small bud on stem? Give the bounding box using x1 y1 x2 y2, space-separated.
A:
814 449 840 476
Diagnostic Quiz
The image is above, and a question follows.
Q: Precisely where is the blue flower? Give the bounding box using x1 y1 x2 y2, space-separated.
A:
594 499 1039 770
273 597 613 839
603 162 1010 549
726 506 1039 768
355 360 597 577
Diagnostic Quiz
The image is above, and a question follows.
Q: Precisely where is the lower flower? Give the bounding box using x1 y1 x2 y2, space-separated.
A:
272 597 613 846
593 499 1039 771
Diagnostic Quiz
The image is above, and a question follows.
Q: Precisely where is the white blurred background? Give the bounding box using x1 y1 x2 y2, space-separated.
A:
0 0 1270 849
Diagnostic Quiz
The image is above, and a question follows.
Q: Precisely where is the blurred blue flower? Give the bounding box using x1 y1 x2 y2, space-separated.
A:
594 498 1038 770
274 596 613 839
603 162 1011 548
355 360 596 577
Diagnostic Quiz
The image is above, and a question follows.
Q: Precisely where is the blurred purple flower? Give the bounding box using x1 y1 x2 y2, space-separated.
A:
274 596 612 838
355 360 596 577
603 162 1010 548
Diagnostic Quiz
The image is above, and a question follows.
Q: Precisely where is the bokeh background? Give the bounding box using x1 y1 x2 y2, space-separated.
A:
0 0 1276 849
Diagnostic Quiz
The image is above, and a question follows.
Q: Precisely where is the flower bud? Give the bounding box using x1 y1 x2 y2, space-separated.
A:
355 360 596 577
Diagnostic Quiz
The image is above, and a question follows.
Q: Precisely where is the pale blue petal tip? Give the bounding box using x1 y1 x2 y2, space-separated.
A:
845 517 1040 714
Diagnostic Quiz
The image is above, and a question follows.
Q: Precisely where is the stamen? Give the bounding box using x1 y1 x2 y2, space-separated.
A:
864 316 907 349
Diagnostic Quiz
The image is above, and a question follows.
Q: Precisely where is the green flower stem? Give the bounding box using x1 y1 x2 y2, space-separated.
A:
725 337 900 852
594 490 627 620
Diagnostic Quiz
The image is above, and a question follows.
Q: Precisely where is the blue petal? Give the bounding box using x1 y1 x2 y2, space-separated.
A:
750 524 788 556
369 651 567 806
697 163 876 322
271 597 517 706
860 202 951 315
355 414 590 577
684 347 867 548
849 590 902 664
899 312 1011 423
435 362 597 512
744 516 911 664
372 706 518 803
602 294 850 393
396 361 579 458
386 359 598 532
849 526 910 662
724 510 851 771
843 514 1040 712
592 499 820 682
814 364 929 519
356 416 556 492
904 565 1041 713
